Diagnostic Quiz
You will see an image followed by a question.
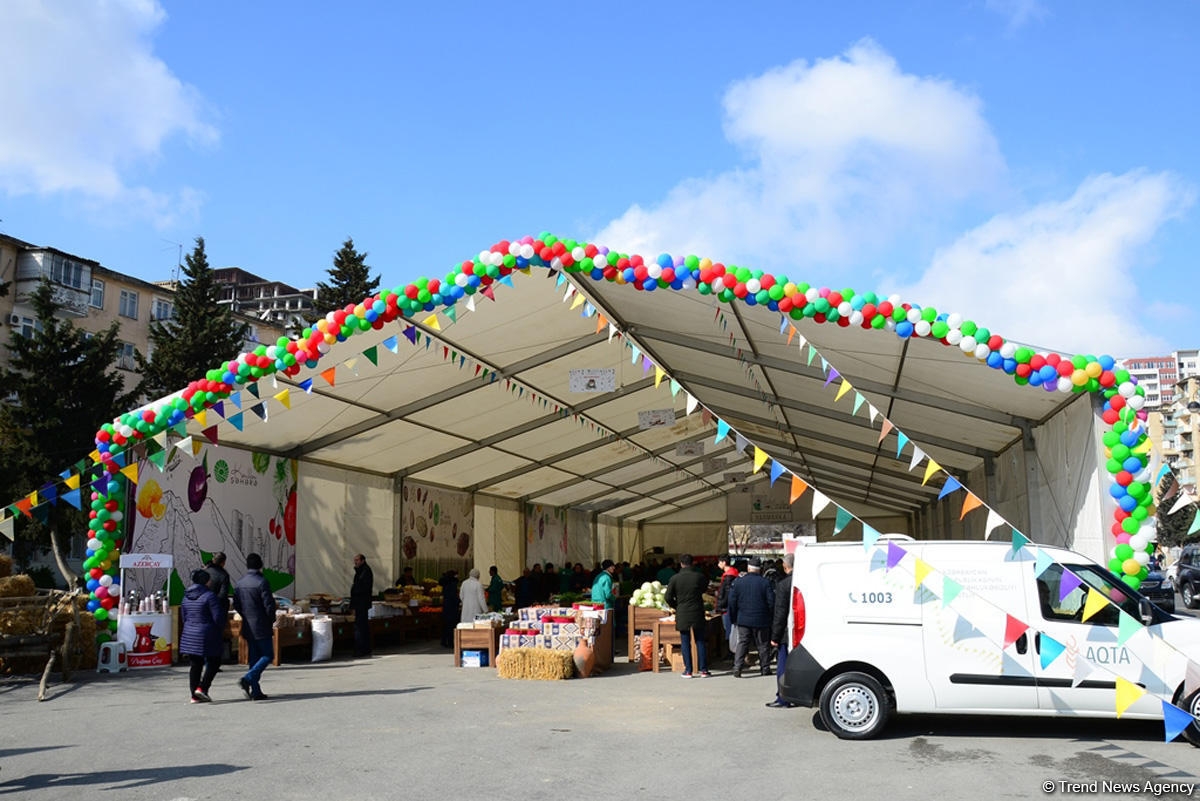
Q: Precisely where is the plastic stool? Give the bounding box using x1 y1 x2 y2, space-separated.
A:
97 641 128 673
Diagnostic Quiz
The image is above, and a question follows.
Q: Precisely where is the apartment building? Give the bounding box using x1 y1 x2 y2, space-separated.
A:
0 233 285 401
1162 374 1200 496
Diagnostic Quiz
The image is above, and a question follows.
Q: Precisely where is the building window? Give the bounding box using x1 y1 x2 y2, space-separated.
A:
116 342 136 371
91 278 105 308
152 298 174 321
50 254 85 289
119 290 139 319
17 316 39 339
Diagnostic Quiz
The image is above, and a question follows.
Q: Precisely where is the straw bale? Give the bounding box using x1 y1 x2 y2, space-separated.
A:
496 647 575 680
0 575 36 598
0 553 11 578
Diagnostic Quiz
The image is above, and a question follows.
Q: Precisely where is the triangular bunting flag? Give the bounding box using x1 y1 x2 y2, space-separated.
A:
886 542 907 570
1167 493 1193 516
1081 589 1109 622
895 431 909 457
835 379 853 402
250 403 267 421
423 315 442 330
361 345 378 366
1058 570 1082 602
922 459 941 486
195 409 207 427
174 436 193 455
299 379 314 394
862 523 882 550
938 475 963 499
1003 615 1029 649
1011 530 1030 554
810 490 831 518
686 394 699 415
630 345 641 365
878 418 894 444
1188 511 1200 536
1039 634 1066 669
867 404 879 423
1162 700 1195 742
852 392 866 416
148 450 167 471
913 559 932 588
789 475 809 504
229 391 242 409
321 367 337 387
984 509 1006 537
32 503 50 525
192 438 204 456
120 463 139 485
734 433 749 454
228 413 244 431
40 484 58 506
654 366 665 388
908 446 926 472
769 460 785 486
201 426 219 445
1117 610 1143 646
805 344 816 366
959 493 983 519
951 614 983 641
246 382 260 399
823 367 839 388
65 473 81 491
570 293 585 311
1034 548 1054 577
833 507 853 536
274 389 291 409
212 401 225 420
753 447 769 473
61 488 82 510
444 306 458 323
1114 676 1145 718
0 516 12 542
669 379 681 397
942 576 962 607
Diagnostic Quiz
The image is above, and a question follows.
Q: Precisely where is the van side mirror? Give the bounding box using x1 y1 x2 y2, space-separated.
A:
1138 597 1154 626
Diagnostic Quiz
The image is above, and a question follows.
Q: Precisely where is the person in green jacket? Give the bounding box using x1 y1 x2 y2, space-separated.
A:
487 565 505 612
590 559 618 609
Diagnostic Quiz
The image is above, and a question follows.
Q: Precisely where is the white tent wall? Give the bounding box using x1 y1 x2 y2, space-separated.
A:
814 514 911 540
297 462 394 597
472 494 523 583
986 396 1107 562
566 508 594 566
596 516 626 564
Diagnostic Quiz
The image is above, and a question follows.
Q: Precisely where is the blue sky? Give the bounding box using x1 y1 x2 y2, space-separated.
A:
1 0 1197 356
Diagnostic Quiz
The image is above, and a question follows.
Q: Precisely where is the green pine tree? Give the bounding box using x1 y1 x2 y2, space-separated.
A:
139 236 249 398
313 237 380 316
0 278 141 580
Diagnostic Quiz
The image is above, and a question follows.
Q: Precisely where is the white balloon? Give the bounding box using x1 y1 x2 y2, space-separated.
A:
681 277 697 290
712 277 726 292
888 294 902 306
316 342 330 354
1135 551 1150 566
1127 394 1145 410
884 319 896 331
947 313 962 328
746 279 761 294
571 246 586 261
111 511 122 522
849 311 864 326
455 273 469 287
88 538 102 551
593 253 608 268
520 244 535 259
946 329 963 345
806 288 820 302
508 241 521 255
1000 342 1017 359
915 320 932 337
647 264 662 279
1118 381 1136 398
477 250 490 264
265 346 277 359
974 344 991 360
99 574 113 587
1058 377 1074 392
1130 534 1149 550
837 301 852 317
906 308 922 324
959 335 977 353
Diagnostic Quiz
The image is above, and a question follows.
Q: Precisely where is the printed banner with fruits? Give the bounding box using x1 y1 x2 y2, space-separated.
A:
127 446 298 603
400 480 474 562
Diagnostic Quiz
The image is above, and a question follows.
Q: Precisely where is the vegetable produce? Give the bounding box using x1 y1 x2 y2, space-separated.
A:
630 581 669 610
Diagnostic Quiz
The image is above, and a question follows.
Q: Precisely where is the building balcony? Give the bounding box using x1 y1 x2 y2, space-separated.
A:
14 277 90 317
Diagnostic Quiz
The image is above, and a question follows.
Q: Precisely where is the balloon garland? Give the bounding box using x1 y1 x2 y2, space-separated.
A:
83 233 1153 641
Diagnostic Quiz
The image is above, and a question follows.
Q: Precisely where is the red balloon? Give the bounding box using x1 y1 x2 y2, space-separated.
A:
878 301 894 317
1102 409 1120 425
1109 395 1126 410
987 335 1003 350
862 303 876 319
827 291 843 307
1057 362 1074 377
1015 364 1032 378
1115 471 1133 486
778 297 793 313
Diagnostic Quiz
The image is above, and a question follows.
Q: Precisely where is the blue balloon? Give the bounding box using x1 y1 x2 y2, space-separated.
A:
1109 483 1127 499
1002 358 1017 374
590 268 604 280
466 274 481 288
1029 372 1043 386
744 293 756 305
622 267 636 282
1119 494 1138 512
1120 430 1140 447
670 279 684 291
86 599 99 612
305 359 318 369
987 352 1004 369
656 253 673 268
106 481 120 495
766 300 779 311
86 579 99 591
1122 456 1144 473
643 280 657 292
1040 365 1058 381
895 321 914 338
1099 355 1115 370
851 295 866 311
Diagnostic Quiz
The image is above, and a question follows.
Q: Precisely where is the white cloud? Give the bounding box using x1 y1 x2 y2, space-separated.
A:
0 0 215 225
888 172 1194 356
985 0 1049 30
595 40 1005 269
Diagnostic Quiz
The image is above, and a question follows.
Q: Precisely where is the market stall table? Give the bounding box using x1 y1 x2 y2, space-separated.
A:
453 626 501 668
650 614 725 673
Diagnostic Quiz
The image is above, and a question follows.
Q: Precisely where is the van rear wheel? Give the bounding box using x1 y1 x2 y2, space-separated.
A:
1182 690 1200 747
819 671 892 740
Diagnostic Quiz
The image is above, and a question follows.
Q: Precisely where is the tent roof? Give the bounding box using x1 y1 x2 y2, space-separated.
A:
177 263 1085 523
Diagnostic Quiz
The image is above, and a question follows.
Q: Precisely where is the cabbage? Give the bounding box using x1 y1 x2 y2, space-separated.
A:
651 581 663 592
641 582 653 592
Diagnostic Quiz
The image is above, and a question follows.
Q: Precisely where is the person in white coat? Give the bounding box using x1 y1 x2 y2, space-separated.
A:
460 568 488 622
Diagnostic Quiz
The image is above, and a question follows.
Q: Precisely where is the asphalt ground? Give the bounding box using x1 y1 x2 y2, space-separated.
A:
2 635 1199 801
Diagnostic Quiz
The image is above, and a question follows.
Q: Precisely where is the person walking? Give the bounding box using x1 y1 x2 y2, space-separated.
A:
727 556 775 678
180 568 223 703
664 554 712 678
766 553 796 708
350 553 374 658
204 551 231 618
460 568 488 622
714 555 739 658
232 552 276 700
486 565 505 612
439 569 460 647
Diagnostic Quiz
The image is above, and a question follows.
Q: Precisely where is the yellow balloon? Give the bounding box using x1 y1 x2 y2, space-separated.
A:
1085 361 1102 378
783 282 798 296
1071 369 1088 386
698 258 712 270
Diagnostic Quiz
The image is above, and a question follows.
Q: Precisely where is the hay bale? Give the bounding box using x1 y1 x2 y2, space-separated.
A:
0 575 36 598
496 647 575 680
0 553 11 578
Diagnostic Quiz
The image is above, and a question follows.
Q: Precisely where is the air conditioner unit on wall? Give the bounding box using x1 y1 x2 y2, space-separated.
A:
7 314 19 326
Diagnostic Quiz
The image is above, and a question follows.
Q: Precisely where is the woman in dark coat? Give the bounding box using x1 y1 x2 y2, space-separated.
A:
180 568 224 702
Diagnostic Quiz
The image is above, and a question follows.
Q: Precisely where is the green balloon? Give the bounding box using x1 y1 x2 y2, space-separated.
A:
870 315 886 329
1102 432 1120 447
931 321 949 339
1127 482 1147 500
1111 444 1131 462
921 307 937 323
1105 458 1122 474
1121 517 1140 534
960 320 977 336
1114 544 1133 560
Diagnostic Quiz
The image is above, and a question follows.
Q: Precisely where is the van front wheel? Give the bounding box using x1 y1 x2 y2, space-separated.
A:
819 671 892 740
1182 690 1200 747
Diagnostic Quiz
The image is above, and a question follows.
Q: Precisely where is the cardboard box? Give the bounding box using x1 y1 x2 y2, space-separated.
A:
462 649 488 668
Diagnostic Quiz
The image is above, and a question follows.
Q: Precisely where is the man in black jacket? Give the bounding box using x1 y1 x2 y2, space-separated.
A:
727 556 775 678
350 554 374 658
233 553 276 700
766 553 795 707
205 551 231 619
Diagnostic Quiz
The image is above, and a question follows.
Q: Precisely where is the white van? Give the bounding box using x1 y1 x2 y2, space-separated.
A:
779 538 1200 744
